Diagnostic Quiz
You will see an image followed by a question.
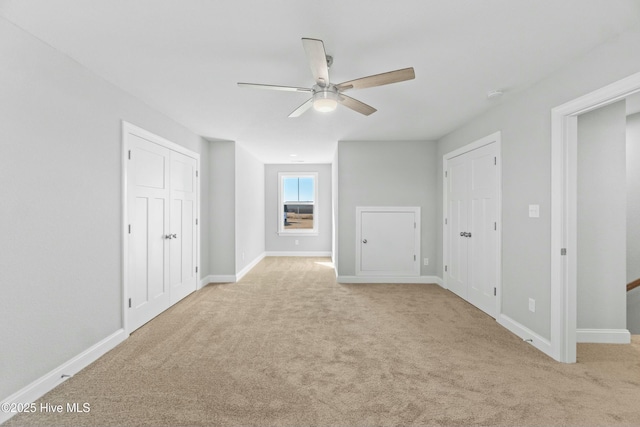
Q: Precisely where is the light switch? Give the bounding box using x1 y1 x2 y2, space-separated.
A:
528 204 540 218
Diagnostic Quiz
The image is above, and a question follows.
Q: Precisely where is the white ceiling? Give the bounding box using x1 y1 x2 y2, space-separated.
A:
2 0 640 163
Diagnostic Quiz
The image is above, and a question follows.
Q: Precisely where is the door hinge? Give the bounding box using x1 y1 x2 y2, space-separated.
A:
445 171 448 178
128 150 131 160
494 287 497 296
128 298 131 308
414 255 416 261
445 218 448 225
196 170 199 178
128 224 131 234
494 156 497 165
561 248 567 256
494 222 497 230
445 265 448 272
414 222 416 229
195 218 198 225
195 266 198 273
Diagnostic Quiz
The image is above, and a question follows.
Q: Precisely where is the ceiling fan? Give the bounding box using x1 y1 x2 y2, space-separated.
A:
238 38 415 117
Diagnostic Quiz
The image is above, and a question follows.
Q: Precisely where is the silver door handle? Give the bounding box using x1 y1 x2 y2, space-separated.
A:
172 234 177 239
460 232 465 237
362 239 367 244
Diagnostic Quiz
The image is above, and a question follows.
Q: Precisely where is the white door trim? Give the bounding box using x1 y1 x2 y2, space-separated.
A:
443 131 502 317
550 71 640 363
121 121 200 334
355 206 421 277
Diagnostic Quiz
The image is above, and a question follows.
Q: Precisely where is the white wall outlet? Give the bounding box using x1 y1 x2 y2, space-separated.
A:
528 204 540 218
424 258 429 266
295 239 299 245
528 298 536 312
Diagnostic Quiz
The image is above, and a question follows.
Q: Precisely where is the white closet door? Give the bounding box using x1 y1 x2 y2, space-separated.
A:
445 141 499 318
446 155 469 299
466 143 498 317
169 151 198 304
127 134 171 332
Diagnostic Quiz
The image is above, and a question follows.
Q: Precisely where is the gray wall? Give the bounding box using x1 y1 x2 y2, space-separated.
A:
265 164 332 253
236 145 265 270
0 18 207 401
332 151 339 268
198 140 210 277
436 23 640 341
627 113 640 334
577 101 627 330
209 141 236 276
627 113 640 283
337 140 438 276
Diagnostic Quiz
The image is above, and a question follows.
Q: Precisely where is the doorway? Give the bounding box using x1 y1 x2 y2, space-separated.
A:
550 71 640 363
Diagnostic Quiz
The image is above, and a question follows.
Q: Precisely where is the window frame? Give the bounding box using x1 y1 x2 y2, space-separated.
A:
277 172 319 236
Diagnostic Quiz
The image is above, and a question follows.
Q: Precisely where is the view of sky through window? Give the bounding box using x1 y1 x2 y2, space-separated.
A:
283 177 314 202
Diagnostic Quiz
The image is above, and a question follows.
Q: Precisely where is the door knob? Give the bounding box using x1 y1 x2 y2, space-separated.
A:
460 232 465 237
165 234 172 239
362 239 368 244
171 234 177 239
467 232 472 238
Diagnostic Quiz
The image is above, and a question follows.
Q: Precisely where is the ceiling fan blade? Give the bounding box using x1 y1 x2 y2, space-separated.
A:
336 67 415 91
288 98 314 118
338 94 377 116
302 38 330 87
237 83 312 93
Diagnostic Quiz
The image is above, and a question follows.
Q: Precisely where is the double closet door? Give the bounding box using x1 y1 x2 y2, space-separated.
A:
445 141 499 318
126 127 198 332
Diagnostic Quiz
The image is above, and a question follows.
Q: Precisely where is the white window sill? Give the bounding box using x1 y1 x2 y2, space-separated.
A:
277 231 319 237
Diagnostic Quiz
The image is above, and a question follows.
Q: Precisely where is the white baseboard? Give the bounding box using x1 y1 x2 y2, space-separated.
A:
576 328 631 344
0 328 127 425
265 251 332 257
236 252 266 282
201 274 236 285
498 314 554 359
336 275 442 284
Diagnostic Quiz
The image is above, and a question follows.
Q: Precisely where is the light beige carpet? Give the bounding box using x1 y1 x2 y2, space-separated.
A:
5 257 640 426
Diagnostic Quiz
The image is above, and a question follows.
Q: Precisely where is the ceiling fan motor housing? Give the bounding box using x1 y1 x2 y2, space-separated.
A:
312 85 339 112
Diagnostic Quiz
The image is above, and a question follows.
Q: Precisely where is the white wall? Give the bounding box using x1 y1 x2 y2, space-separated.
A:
235 144 265 271
337 140 438 276
436 23 640 341
209 140 236 277
0 18 207 401
576 101 627 330
264 164 332 254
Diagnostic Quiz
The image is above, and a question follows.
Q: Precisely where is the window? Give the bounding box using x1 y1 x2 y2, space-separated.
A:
278 172 318 235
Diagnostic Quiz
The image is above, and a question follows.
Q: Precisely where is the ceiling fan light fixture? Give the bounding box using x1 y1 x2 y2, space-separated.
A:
313 90 338 113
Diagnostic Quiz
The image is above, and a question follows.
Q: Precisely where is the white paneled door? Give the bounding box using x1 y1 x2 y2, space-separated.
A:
356 207 420 277
445 141 499 318
169 151 198 304
126 125 198 333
